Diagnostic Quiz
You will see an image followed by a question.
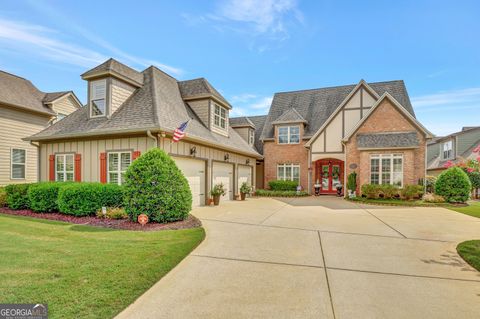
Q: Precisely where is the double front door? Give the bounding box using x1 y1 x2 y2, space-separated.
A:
315 159 344 194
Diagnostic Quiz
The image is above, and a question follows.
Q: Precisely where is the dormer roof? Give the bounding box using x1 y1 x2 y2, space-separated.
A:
230 116 255 128
81 58 143 87
178 78 232 109
271 108 307 125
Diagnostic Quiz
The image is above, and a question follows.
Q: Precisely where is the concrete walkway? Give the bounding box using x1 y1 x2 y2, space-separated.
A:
117 197 480 319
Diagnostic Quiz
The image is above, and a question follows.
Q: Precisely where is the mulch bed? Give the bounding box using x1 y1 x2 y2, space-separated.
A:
0 207 202 231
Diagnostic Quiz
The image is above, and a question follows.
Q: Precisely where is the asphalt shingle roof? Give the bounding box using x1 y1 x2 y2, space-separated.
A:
230 116 255 128
81 58 144 85
0 71 73 115
261 80 415 140
271 108 307 124
30 63 260 157
178 78 231 108
357 132 419 149
231 115 267 154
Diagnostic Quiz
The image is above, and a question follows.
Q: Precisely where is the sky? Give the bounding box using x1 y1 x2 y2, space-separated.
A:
0 0 479 136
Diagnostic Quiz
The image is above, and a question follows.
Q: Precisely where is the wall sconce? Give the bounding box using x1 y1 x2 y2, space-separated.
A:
190 146 197 156
160 131 166 138
246 159 250 165
224 153 229 161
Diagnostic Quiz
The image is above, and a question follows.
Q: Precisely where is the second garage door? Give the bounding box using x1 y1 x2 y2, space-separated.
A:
238 165 253 192
212 162 234 201
173 157 206 207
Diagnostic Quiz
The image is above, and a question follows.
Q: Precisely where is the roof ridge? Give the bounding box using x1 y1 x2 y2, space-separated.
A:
0 70 34 83
147 65 178 81
146 67 162 127
274 80 405 95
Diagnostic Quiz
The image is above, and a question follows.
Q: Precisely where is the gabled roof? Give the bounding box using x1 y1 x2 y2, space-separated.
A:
81 58 144 86
0 71 81 116
230 116 255 128
29 65 260 158
261 80 415 141
178 78 232 108
342 93 433 142
271 108 307 125
428 126 480 145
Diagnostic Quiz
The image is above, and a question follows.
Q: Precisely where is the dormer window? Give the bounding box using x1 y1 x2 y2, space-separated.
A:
90 79 106 117
249 129 254 145
214 104 227 129
442 140 453 159
278 126 300 144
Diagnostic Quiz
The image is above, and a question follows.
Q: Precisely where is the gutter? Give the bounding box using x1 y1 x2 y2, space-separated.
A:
147 130 158 147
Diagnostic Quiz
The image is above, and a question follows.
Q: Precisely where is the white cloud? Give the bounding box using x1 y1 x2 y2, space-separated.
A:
229 94 272 116
250 96 273 109
412 87 480 108
230 93 257 103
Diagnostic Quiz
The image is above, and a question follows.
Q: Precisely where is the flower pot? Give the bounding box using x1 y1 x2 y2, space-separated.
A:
240 192 246 201
213 195 221 206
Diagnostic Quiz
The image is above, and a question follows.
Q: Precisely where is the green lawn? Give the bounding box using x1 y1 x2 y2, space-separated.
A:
457 240 480 271
448 201 480 218
0 213 205 318
348 197 456 207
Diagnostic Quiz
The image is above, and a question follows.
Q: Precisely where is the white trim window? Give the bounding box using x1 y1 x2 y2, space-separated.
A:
214 104 227 129
442 140 453 159
90 79 107 117
56 154 75 182
108 151 131 185
277 164 300 183
278 126 300 144
248 129 255 145
370 154 403 187
11 149 26 179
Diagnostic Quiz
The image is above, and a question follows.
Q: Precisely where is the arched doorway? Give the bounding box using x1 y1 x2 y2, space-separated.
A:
314 159 344 194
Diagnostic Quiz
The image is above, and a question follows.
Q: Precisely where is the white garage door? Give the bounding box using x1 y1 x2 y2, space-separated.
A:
238 165 253 193
212 162 234 201
174 157 206 207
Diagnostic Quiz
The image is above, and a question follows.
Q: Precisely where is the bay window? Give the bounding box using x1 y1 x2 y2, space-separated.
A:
108 151 131 185
277 164 300 182
278 126 300 144
370 154 403 187
56 154 74 182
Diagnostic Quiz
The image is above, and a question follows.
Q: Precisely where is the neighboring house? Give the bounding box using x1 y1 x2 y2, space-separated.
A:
239 80 433 195
427 126 480 176
27 59 261 206
0 71 81 186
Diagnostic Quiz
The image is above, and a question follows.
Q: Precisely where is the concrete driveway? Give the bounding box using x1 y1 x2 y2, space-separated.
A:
117 197 480 319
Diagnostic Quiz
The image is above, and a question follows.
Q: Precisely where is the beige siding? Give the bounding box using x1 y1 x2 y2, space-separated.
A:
187 99 210 127
344 109 361 136
110 78 136 114
311 132 325 153
0 105 51 185
51 95 79 115
344 89 361 109
325 112 343 152
210 102 229 137
233 127 249 143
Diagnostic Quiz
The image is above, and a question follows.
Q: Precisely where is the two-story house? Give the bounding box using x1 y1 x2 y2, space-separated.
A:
235 80 433 195
0 71 81 186
427 126 480 176
27 59 261 206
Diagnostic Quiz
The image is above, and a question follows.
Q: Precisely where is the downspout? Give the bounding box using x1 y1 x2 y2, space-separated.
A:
147 130 158 148
30 141 40 182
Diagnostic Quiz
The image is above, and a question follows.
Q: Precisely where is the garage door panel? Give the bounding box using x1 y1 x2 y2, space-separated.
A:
238 165 252 188
174 157 206 207
213 162 234 201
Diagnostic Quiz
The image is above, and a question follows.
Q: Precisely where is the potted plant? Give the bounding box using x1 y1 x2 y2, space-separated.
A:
347 171 357 198
210 183 226 206
240 182 252 200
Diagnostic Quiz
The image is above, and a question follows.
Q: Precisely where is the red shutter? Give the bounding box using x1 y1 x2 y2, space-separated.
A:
74 154 82 182
132 150 141 160
49 155 55 181
100 152 107 183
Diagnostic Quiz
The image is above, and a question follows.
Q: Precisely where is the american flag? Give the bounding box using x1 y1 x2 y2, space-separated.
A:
172 120 190 143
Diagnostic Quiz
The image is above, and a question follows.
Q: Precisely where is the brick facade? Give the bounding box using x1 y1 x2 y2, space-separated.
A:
263 124 309 190
344 98 427 194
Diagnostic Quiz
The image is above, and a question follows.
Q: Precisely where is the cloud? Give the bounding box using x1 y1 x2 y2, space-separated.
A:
412 87 480 108
230 93 257 103
250 96 273 109
228 93 272 116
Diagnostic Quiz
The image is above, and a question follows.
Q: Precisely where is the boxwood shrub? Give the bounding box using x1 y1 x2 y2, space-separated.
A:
255 189 308 197
57 183 124 216
268 180 298 191
0 187 6 207
123 148 192 223
5 183 32 209
435 167 471 203
27 182 69 213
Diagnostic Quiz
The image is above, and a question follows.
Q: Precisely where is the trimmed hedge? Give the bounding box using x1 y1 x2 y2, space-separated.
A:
0 187 6 207
27 182 68 213
255 189 309 197
123 148 192 223
268 180 298 191
5 183 31 209
57 183 124 216
435 167 471 203
361 184 423 200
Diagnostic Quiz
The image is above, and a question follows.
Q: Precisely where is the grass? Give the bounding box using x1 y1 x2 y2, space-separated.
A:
348 197 457 207
448 201 480 218
457 240 480 271
0 213 205 318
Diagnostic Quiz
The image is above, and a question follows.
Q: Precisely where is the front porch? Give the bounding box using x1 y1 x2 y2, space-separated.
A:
312 158 345 195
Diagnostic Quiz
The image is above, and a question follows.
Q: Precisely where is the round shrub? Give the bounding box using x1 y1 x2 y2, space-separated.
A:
435 167 471 203
123 148 192 223
28 182 66 213
5 183 32 209
57 183 124 216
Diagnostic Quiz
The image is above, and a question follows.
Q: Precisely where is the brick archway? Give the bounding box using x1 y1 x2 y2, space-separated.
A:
314 158 344 194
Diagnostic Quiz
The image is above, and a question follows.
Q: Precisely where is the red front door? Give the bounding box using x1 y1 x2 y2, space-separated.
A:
315 159 344 194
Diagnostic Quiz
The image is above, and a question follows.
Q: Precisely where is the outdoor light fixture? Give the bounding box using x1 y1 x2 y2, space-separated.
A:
246 159 250 165
190 146 197 156
224 153 229 161
160 131 166 137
